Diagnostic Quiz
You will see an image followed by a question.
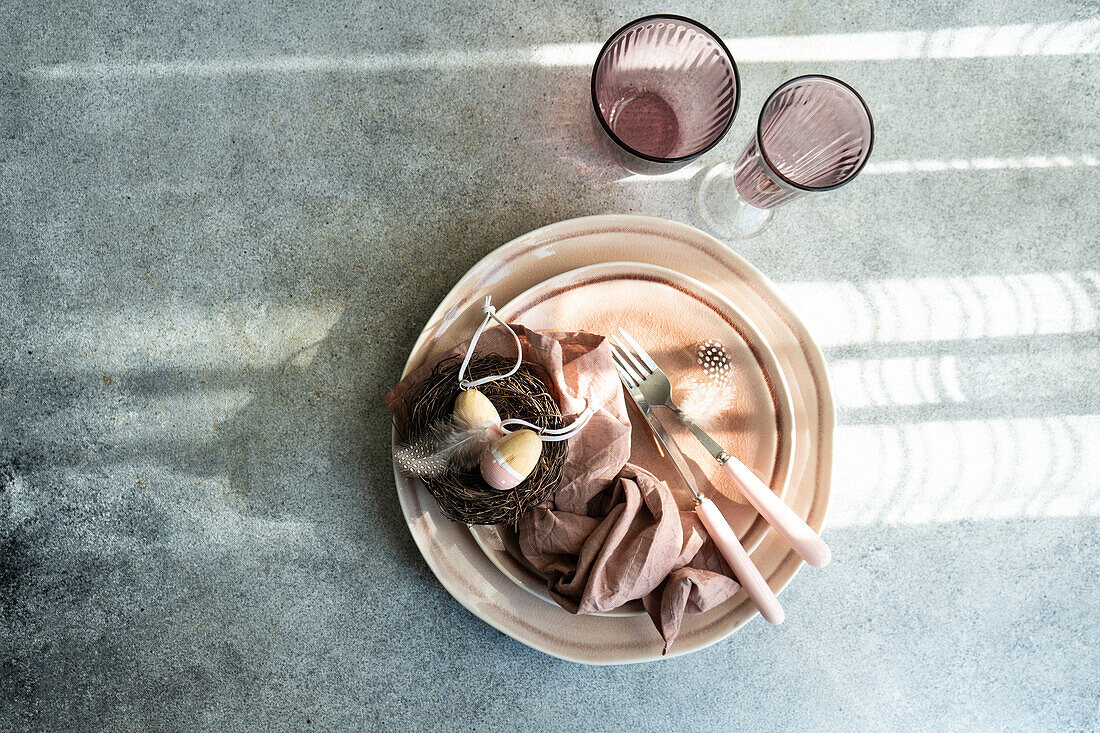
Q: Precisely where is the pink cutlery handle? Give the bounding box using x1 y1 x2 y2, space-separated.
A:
695 497 784 625
721 457 832 568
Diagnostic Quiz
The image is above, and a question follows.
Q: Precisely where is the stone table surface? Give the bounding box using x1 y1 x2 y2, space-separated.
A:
3 1 1099 730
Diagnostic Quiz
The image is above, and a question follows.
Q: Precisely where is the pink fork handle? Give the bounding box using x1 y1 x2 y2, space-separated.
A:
695 498 784 625
721 457 832 568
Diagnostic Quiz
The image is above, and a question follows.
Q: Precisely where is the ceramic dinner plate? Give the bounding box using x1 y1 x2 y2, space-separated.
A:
467 262 795 614
393 214 833 664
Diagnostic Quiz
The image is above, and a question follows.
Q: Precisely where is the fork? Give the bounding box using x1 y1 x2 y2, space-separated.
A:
610 328 832 568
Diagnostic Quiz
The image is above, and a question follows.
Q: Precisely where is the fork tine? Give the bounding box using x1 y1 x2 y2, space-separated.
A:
617 328 658 372
607 340 631 374
612 363 637 388
609 335 650 379
609 342 644 383
610 342 645 383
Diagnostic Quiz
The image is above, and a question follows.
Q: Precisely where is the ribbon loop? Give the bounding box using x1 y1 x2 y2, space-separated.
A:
458 295 595 443
457 296 523 390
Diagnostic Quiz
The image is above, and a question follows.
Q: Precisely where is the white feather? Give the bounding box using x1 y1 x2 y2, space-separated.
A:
680 378 736 427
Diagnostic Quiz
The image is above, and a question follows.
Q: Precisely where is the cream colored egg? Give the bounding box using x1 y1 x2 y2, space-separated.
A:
480 429 542 490
453 389 501 431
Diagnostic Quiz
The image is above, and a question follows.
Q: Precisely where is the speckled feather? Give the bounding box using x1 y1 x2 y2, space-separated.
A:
393 412 492 478
679 339 737 427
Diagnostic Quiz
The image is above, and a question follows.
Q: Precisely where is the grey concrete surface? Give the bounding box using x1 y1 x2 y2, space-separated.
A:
3 1 1098 730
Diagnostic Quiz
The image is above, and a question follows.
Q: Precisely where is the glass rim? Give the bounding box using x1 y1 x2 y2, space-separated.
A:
590 14 741 164
755 74 876 193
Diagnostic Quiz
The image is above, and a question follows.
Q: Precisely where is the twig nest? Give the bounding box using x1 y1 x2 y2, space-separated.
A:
481 429 543 490
398 353 566 526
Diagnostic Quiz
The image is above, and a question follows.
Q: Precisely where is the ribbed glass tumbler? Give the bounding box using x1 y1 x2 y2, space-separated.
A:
697 74 874 239
592 15 739 174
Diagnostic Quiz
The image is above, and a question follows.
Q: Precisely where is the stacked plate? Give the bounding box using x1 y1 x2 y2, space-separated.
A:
392 215 834 664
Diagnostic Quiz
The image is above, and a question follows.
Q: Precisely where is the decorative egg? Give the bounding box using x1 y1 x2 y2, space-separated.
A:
480 429 542 490
453 389 501 432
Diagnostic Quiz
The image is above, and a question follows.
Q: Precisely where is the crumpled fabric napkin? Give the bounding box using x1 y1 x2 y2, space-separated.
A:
386 327 742 650
519 462 742 652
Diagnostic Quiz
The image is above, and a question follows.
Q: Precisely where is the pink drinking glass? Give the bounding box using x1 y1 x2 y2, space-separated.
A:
697 74 875 238
592 15 739 174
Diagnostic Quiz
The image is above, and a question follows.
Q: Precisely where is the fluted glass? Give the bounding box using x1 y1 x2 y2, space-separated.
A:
697 75 874 238
592 15 739 172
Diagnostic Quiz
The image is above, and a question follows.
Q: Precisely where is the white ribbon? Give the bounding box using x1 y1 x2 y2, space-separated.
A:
458 295 598 443
500 402 597 442
457 296 522 390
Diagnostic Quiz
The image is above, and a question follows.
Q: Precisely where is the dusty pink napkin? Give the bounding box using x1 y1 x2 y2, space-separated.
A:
386 327 742 651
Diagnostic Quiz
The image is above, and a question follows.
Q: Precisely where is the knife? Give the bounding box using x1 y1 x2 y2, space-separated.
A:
620 380 785 625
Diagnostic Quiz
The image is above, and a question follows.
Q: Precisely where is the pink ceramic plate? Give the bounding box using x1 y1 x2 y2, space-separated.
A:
393 215 834 664
468 262 795 614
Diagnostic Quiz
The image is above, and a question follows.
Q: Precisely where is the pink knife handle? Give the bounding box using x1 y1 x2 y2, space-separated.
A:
695 497 784 625
721 456 832 568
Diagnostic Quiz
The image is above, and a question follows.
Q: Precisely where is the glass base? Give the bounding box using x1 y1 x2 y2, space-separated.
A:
695 162 775 239
591 107 693 176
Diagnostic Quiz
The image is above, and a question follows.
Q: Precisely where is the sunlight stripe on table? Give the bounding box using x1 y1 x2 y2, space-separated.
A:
829 355 967 408
828 415 1100 527
28 19 1100 79
731 18 1100 62
30 302 345 372
864 154 1100 175
779 271 1098 348
616 154 1100 183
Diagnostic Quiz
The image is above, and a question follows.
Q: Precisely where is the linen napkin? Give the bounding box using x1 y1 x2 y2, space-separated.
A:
519 461 743 652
